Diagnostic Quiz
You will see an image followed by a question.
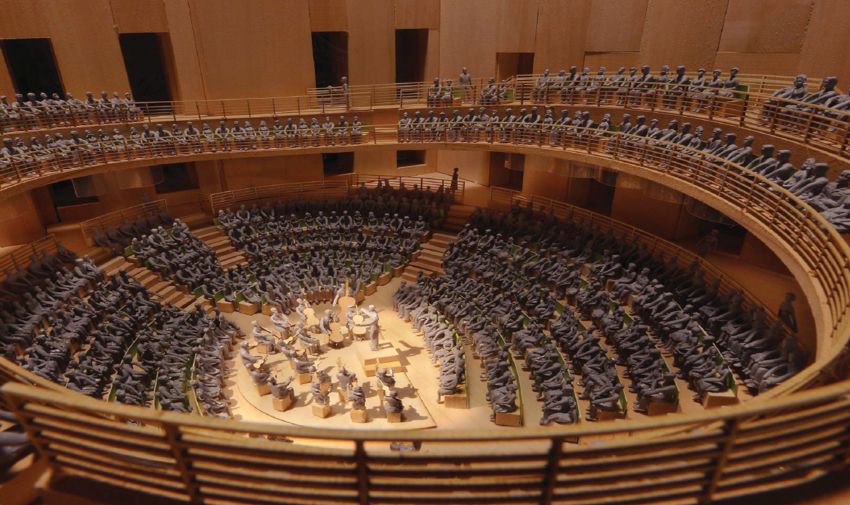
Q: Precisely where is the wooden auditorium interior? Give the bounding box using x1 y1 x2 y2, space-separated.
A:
2 1 850 504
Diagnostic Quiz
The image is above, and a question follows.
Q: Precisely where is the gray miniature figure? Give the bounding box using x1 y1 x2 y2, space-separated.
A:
350 385 366 410
383 389 403 413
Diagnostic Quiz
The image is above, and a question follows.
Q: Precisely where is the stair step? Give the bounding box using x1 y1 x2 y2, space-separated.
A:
193 226 220 237
180 212 212 230
216 246 236 257
221 256 246 268
101 257 126 274
219 250 243 261
421 242 447 253
207 236 230 247
150 281 171 293
137 272 160 287
157 285 177 298
175 295 197 308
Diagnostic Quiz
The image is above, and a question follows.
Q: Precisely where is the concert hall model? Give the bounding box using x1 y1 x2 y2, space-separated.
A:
1 1 850 504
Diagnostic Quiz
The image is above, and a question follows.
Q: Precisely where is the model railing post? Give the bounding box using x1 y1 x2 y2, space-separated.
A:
163 423 203 504
355 440 369 505
539 436 563 505
701 419 739 503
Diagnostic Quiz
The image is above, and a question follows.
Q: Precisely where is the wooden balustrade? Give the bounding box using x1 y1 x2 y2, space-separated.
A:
206 174 464 214
79 200 168 244
0 234 59 282
9 72 850 164
5 376 850 504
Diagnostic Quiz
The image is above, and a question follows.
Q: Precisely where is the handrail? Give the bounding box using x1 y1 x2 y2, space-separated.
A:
206 174 465 214
8 72 850 165
79 200 168 244
6 376 850 504
0 234 59 282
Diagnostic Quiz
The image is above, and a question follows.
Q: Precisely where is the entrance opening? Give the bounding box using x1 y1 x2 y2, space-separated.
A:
495 52 534 81
1 38 63 95
322 152 354 176
312 32 349 88
395 29 428 83
119 33 174 107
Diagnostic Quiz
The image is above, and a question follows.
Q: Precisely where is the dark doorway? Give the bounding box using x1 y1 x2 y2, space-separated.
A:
496 52 534 81
489 152 524 191
395 29 428 83
322 152 354 176
47 179 99 221
152 163 198 193
397 150 425 167
119 33 173 107
1 38 63 95
312 32 349 88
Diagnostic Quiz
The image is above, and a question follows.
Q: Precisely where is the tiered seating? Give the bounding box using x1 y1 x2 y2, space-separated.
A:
0 235 240 417
213 182 449 313
468 203 802 396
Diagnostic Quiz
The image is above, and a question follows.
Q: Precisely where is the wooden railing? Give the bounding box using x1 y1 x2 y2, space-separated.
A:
351 173 465 203
11 72 850 164
79 200 168 244
0 234 59 282
208 178 352 214
206 174 464 214
5 374 850 504
511 73 850 160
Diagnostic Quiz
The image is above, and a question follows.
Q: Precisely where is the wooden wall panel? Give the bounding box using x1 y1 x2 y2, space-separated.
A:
0 0 48 39
347 0 395 85
424 29 440 81
109 0 169 34
495 0 538 54
309 0 349 32
0 49 17 99
718 0 813 54
610 186 685 240
436 149 489 186
220 155 324 189
394 0 440 29
639 0 728 70
439 0 499 79
583 52 641 72
533 0 590 73
798 0 850 84
714 52 801 75
0 192 45 246
188 0 315 99
354 150 396 175
585 0 648 53
41 0 130 94
522 156 570 201
163 0 207 102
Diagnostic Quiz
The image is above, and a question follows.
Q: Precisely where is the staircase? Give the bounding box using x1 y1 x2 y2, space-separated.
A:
193 226 247 269
402 232 456 282
442 204 477 233
100 256 198 309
